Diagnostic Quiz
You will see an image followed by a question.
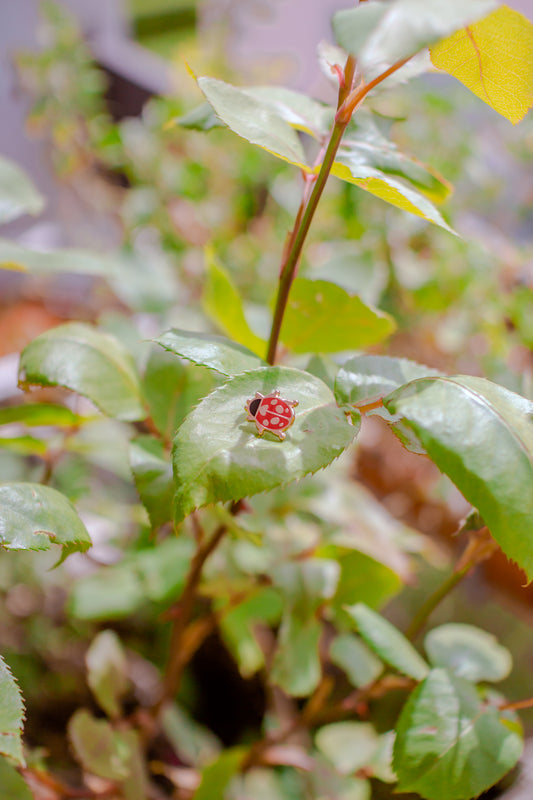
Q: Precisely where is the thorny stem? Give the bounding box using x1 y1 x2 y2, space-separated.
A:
265 53 411 365
405 527 499 641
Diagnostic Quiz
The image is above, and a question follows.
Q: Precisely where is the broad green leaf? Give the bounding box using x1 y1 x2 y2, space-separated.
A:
335 355 443 407
271 613 323 697
330 161 456 233
68 709 131 781
143 347 217 442
193 747 247 800
244 86 334 139
203 254 266 357
0 403 83 427
69 537 194 620
327 550 403 625
0 483 91 557
384 376 533 579
315 722 380 775
0 657 25 767
155 329 265 376
338 112 451 202
272 559 340 617
86 631 129 719
218 588 283 677
198 76 308 168
161 703 221 768
0 237 113 275
280 279 395 354
0 156 44 224
393 668 523 799
430 6 533 124
0 756 33 799
333 0 498 80
344 603 429 681
130 437 174 530
19 322 145 422
172 367 360 522
330 634 384 688
424 624 512 683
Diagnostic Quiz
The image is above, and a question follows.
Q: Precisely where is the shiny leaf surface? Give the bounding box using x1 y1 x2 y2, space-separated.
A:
155 329 265 376
424 624 512 683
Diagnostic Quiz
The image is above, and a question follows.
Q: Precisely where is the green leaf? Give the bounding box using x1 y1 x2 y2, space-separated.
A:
272 559 340 617
280 279 395 354
0 237 113 275
68 709 131 781
0 657 25 767
19 322 145 422
155 329 265 376
172 367 360 522
161 703 221 768
330 161 456 233
344 603 429 681
193 747 246 800
338 112 451 202
393 668 523 800
329 550 403 625
333 0 498 80
0 403 83 427
330 634 384 688
197 76 308 168
86 631 129 719
143 347 217 442
69 537 194 620
270 613 323 697
243 86 334 139
430 5 533 125
0 156 44 224
315 722 380 775
0 756 33 799
218 588 283 677
116 730 149 800
424 624 512 683
203 253 266 357
335 355 443 407
130 437 174 530
0 437 47 456
0 483 91 558
384 375 533 580
174 101 225 131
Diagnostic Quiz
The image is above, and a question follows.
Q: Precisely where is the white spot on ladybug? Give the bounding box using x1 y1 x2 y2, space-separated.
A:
275 404 284 413
270 417 280 425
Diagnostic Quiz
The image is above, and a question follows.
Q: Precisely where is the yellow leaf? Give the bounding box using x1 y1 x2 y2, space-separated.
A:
430 5 533 124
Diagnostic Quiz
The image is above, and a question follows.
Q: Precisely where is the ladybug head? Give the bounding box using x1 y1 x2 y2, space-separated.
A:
248 397 261 417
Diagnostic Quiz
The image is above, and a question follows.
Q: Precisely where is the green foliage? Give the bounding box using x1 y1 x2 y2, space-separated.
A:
86 631 129 719
0 657 25 767
172 367 360 522
19 323 146 421
424 623 513 682
0 757 33 800
0 156 44 224
155 329 265 376
393 668 523 799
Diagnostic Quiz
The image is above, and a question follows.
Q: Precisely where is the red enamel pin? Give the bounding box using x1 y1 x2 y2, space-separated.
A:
245 391 298 441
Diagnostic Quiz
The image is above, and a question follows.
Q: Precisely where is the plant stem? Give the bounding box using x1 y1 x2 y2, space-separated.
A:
500 697 533 712
155 522 227 714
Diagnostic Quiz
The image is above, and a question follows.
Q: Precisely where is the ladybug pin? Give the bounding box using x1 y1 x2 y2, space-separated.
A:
245 391 298 441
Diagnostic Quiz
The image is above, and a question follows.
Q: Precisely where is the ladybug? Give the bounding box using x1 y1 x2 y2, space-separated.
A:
245 390 298 441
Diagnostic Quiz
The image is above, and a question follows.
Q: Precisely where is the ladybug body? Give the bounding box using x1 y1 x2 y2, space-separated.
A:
245 391 298 441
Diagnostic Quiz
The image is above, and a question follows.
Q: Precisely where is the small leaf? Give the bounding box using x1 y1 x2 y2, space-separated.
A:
315 722 380 775
270 613 322 697
193 747 247 800
155 329 265 376
328 550 403 626
0 237 113 275
0 656 25 767
424 624 512 683
430 5 533 124
0 756 33 799
161 703 221 767
203 253 266 357
281 279 396 354
68 709 131 781
393 668 523 800
330 161 456 233
198 76 308 168
218 588 283 677
272 559 340 617
344 603 429 681
174 101 225 131
130 437 174 530
335 354 443 407
0 403 83 427
0 156 44 224
0 483 91 557
384 376 533 580
333 0 498 80
172 367 360 522
86 631 129 719
0 437 47 456
330 634 384 688
19 323 145 422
